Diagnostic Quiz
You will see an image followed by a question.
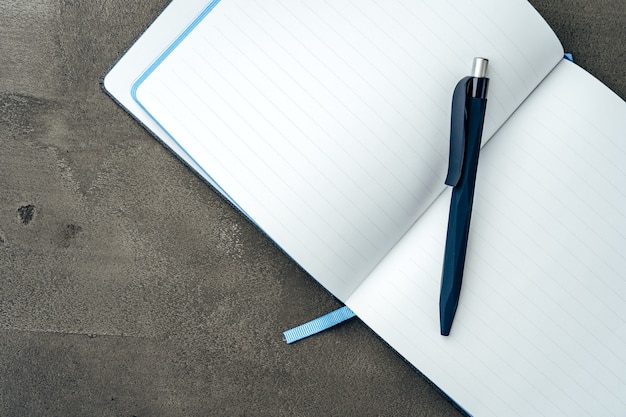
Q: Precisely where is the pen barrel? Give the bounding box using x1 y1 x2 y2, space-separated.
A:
470 77 489 99
440 97 488 335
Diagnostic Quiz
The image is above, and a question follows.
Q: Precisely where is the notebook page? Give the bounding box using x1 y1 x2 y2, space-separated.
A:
103 0 226 194
347 60 626 416
133 0 562 301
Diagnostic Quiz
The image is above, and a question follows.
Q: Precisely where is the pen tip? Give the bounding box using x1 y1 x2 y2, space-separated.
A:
440 319 452 336
440 291 459 336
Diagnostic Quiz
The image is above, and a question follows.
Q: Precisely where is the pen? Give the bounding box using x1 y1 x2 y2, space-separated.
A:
439 57 489 336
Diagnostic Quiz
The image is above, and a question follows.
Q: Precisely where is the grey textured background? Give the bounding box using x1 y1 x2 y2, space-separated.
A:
1 1 624 416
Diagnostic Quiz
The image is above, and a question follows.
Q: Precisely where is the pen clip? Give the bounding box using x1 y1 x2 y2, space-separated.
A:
445 76 472 187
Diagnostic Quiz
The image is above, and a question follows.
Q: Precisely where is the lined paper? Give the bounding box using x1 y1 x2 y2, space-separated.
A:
348 60 626 416
134 0 562 300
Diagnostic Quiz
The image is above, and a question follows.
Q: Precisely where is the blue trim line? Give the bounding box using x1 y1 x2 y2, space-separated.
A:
130 0 222 101
128 0 246 213
283 306 356 344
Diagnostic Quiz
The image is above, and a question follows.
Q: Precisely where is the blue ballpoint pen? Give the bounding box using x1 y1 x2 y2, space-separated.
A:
440 57 489 336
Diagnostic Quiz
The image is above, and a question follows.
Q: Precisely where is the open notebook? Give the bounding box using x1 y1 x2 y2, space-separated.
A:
103 0 626 415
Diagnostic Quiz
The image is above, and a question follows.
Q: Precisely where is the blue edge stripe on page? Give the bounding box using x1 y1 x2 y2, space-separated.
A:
129 0 241 210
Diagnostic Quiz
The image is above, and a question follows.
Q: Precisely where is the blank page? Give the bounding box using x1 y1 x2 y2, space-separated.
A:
133 0 562 300
103 0 220 192
348 60 626 416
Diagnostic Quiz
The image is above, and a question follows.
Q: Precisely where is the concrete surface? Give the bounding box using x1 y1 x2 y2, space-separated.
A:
0 1 624 416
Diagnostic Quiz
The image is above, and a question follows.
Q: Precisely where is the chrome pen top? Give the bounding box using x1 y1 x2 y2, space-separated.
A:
471 57 489 78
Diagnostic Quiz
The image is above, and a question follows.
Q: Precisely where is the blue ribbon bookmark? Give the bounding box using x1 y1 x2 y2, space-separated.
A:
283 306 356 344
